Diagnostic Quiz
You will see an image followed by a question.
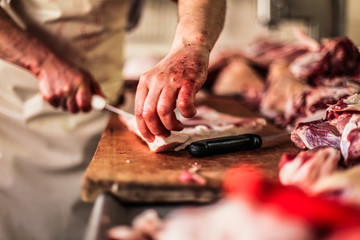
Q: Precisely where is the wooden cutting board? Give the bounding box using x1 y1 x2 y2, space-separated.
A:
81 96 300 203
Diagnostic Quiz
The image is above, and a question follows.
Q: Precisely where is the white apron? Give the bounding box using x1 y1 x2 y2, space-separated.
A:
0 0 130 239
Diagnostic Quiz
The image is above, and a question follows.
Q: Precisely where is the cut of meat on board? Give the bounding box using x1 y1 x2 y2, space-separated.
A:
278 147 340 191
118 105 266 153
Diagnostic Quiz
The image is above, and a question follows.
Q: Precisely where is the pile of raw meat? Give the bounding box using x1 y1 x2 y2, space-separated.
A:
279 93 360 206
208 31 360 130
208 32 360 212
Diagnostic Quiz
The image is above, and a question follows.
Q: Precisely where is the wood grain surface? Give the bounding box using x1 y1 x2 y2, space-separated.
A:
81 96 300 203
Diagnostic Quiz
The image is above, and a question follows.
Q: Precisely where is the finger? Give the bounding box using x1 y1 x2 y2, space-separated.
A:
67 94 79 114
47 95 61 108
60 97 68 111
38 77 60 107
91 81 106 98
177 84 197 118
143 88 170 138
135 85 155 142
76 84 92 112
157 87 183 131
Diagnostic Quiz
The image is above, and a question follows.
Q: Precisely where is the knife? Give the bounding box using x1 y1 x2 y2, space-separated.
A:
91 95 134 121
188 132 289 157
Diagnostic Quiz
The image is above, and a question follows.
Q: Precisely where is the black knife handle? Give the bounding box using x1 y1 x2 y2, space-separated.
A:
188 134 262 157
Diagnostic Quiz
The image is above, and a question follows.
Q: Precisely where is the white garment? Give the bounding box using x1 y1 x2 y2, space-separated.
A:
0 0 131 239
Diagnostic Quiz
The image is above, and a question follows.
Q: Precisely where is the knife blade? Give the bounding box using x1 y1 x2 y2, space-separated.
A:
188 132 289 157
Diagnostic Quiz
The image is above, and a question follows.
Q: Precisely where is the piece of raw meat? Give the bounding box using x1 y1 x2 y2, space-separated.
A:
296 84 360 124
290 37 360 85
259 62 310 127
290 120 341 150
212 58 265 109
247 37 312 67
107 209 163 240
327 93 360 120
119 105 266 153
340 114 360 166
311 165 360 208
278 147 340 191
291 93 360 165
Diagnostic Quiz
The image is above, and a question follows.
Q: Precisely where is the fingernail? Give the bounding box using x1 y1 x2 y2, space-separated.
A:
145 135 155 143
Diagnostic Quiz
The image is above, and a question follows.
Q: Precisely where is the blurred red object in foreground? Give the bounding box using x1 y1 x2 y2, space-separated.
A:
223 166 360 239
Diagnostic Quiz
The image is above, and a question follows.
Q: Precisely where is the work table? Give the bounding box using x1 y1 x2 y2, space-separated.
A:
81 96 300 203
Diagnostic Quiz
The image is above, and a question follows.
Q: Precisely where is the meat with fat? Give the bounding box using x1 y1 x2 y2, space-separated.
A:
290 93 360 166
290 37 360 85
259 62 310 127
311 164 360 208
278 147 340 191
212 58 265 109
119 105 266 153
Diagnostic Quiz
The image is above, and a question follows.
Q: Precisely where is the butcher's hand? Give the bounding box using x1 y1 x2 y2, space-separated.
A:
135 46 210 142
0 9 103 113
36 55 104 113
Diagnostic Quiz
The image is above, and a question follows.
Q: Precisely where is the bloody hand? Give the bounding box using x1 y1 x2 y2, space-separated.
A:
135 45 210 142
36 55 104 113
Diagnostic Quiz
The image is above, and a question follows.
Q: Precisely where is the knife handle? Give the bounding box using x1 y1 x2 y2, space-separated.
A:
188 134 262 157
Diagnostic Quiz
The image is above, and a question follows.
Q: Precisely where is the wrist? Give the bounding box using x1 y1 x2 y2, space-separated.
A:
21 38 53 75
170 35 212 56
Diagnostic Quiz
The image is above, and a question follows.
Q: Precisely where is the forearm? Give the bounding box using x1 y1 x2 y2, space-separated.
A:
171 0 226 53
0 8 52 75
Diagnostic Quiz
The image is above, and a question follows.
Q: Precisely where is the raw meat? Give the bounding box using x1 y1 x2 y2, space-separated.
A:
260 63 360 129
290 120 341 150
118 105 266 153
259 62 310 127
340 114 360 166
327 93 360 120
290 37 360 85
298 84 360 123
108 166 360 240
290 93 360 166
311 165 360 207
205 33 360 132
212 58 265 109
178 163 206 185
107 209 163 240
247 37 312 67
278 147 340 191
